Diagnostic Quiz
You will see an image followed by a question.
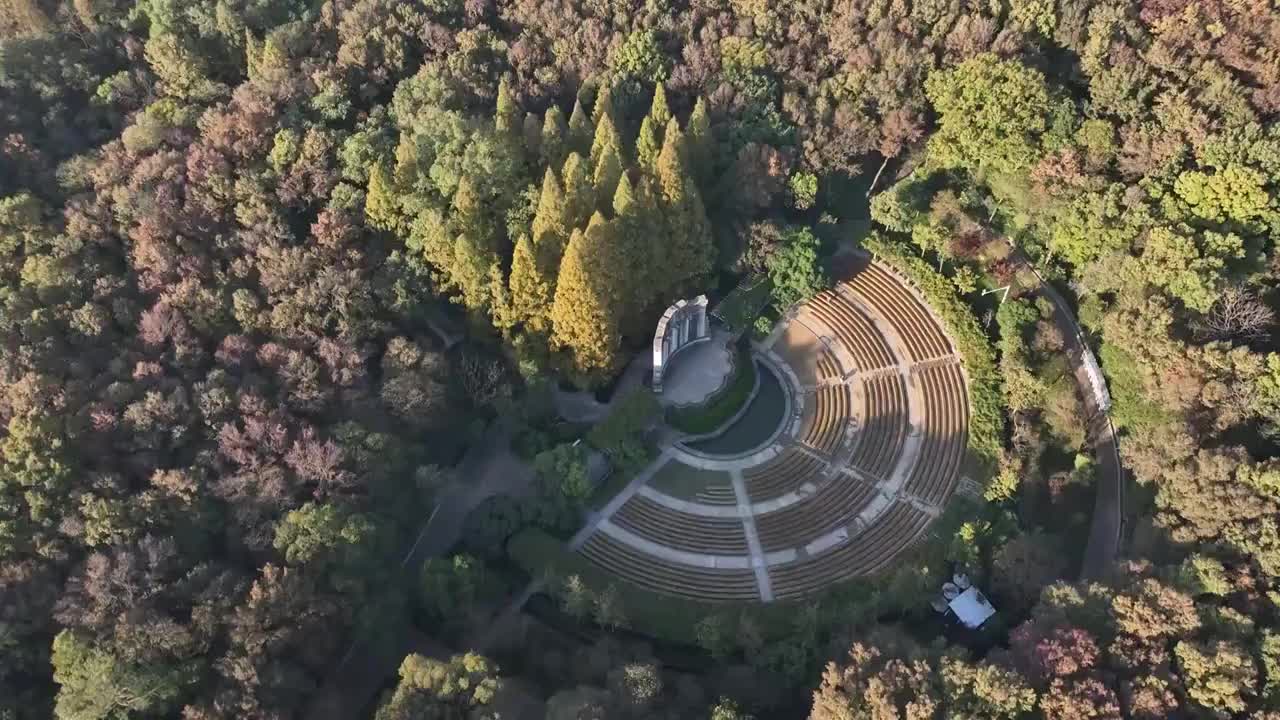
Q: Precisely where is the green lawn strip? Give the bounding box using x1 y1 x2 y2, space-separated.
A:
648 461 730 501
862 235 1004 472
666 349 757 435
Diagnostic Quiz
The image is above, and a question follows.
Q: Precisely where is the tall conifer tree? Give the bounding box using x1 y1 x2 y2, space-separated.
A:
495 76 520 138
589 112 623 171
611 173 661 332
685 97 714 190
551 215 622 381
593 83 616 127
637 85 675 171
365 164 403 233
635 116 661 171
540 106 568 170
508 233 554 334
561 152 595 232
592 139 624 207
567 99 593 157
531 168 568 260
654 122 714 293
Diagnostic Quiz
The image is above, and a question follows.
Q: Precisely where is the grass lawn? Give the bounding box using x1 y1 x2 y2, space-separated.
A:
649 461 731 501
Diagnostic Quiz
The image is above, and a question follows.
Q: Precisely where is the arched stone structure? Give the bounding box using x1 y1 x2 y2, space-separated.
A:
652 295 709 392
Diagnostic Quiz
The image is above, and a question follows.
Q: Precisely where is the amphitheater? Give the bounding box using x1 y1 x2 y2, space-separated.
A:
572 254 977 602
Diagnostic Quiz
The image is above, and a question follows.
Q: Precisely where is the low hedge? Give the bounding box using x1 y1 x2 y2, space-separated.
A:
863 233 1005 470
665 347 757 435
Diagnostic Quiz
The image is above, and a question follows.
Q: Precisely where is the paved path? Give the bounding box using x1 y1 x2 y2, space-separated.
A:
1035 280 1123 580
306 421 536 720
554 352 652 422
1001 248 1123 580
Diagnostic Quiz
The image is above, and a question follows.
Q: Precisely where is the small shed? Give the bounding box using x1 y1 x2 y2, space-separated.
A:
948 587 997 629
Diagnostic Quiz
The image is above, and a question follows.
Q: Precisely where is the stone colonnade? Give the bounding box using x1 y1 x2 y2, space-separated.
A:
652 295 709 392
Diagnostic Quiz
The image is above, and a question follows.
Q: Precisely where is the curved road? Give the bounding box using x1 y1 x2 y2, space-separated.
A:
1005 252 1122 580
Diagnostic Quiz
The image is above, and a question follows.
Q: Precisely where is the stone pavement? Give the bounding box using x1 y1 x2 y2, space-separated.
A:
658 328 736 407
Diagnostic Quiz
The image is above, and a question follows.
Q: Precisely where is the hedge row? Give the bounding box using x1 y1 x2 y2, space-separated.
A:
862 234 1005 470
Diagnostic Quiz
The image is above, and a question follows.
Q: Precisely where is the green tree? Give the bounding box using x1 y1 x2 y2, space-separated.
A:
592 83 616 127
635 85 672 170
366 163 404 233
374 653 501 720
1173 164 1276 230
711 697 754 720
767 227 828 309
274 502 376 572
611 173 662 331
685 97 714 189
940 655 1038 720
1177 554 1232 597
635 115 662 172
1175 640 1256 716
789 172 818 210
589 111 623 173
1141 226 1244 312
924 53 1051 174
51 631 194 720
561 152 596 232
533 442 591 506
609 29 671 85
451 231 502 312
420 554 496 630
592 142 623 207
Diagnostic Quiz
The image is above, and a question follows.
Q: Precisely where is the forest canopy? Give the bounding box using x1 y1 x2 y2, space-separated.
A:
4 0 1280 718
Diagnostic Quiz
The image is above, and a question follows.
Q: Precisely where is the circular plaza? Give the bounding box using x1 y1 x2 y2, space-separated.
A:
574 254 973 603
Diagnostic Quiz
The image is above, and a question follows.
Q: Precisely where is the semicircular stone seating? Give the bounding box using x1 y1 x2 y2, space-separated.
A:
574 254 970 603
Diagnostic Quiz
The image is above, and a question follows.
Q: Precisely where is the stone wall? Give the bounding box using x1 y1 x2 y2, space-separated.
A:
652 295 709 392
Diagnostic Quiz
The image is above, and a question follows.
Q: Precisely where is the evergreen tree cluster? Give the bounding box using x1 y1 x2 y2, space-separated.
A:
370 82 716 383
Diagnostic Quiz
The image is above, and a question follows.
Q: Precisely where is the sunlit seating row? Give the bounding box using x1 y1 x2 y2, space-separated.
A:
742 448 827 503
768 501 931 600
800 384 851 455
848 374 909 481
612 494 748 554
754 473 878 552
806 291 897 371
903 363 968 505
842 259 952 362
